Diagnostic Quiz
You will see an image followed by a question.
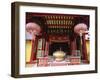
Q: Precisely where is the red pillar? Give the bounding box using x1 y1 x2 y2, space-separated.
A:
71 38 77 56
30 37 38 63
82 35 88 63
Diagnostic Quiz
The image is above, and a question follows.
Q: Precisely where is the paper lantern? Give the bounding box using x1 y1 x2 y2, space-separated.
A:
74 23 88 35
26 22 41 40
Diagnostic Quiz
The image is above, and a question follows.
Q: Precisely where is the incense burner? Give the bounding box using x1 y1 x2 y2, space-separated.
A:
53 51 66 61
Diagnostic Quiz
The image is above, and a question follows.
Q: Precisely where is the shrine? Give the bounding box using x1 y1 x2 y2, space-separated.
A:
25 12 90 67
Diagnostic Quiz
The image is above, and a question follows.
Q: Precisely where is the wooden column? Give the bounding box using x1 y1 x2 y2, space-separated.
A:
30 37 38 63
71 38 77 56
82 35 88 63
44 41 49 56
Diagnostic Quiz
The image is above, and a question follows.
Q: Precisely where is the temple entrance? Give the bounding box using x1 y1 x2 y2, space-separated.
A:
49 42 70 56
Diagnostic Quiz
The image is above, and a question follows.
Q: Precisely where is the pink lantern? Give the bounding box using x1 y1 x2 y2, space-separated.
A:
26 22 41 40
74 23 88 35
26 22 41 35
